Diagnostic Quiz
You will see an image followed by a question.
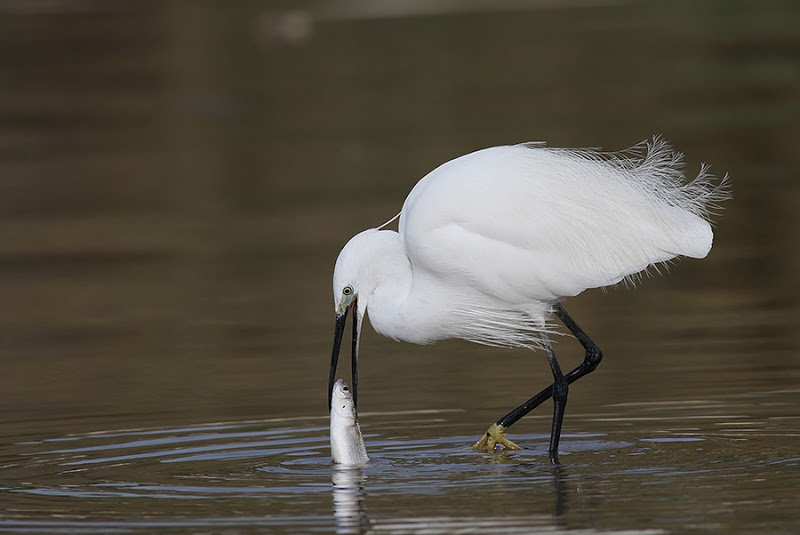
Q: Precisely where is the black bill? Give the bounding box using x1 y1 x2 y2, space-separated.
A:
328 297 359 410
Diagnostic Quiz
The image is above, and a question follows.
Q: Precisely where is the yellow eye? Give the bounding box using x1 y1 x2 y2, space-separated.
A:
343 285 353 296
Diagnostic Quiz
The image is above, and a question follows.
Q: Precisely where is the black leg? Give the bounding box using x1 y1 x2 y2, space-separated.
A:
496 303 603 451
543 333 568 463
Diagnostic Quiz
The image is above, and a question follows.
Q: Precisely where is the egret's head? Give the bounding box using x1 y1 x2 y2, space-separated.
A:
329 228 407 411
332 229 375 320
332 228 408 318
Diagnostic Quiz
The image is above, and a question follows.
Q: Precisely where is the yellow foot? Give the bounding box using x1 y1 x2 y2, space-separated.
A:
472 423 522 452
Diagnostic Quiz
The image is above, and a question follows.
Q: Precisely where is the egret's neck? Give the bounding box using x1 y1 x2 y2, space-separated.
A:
358 232 418 343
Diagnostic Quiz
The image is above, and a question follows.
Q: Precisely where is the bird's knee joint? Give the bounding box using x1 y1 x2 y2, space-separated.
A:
585 346 603 370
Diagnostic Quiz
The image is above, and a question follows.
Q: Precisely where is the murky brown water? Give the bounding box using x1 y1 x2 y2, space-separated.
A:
1 0 799 533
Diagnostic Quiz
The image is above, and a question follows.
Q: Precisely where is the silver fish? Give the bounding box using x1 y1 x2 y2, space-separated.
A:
330 379 369 465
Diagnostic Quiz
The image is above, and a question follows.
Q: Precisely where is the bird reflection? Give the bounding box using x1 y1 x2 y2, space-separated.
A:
332 466 369 534
550 462 569 517
477 448 570 518
330 455 573 533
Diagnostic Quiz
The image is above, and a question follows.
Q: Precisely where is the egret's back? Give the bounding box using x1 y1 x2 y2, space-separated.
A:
400 139 727 306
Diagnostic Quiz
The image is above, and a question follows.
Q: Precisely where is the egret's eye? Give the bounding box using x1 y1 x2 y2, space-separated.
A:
343 285 353 296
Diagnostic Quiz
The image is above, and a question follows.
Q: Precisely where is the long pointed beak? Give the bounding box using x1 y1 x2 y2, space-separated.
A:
351 303 362 409
329 297 360 411
329 308 348 411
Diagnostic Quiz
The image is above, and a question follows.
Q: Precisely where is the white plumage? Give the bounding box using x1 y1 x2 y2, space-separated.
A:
333 138 727 349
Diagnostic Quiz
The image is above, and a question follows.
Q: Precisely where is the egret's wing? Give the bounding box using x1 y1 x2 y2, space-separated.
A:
399 142 719 303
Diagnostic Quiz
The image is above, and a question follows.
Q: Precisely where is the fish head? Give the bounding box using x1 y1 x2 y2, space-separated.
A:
330 379 358 419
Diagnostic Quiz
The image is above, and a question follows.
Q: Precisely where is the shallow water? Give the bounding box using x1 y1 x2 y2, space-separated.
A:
3 394 799 533
1 0 799 533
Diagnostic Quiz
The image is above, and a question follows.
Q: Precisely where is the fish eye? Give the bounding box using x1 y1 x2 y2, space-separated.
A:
342 285 353 296
342 386 349 392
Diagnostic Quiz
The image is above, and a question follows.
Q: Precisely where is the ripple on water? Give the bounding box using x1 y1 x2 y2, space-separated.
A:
2 395 799 533
3 410 625 502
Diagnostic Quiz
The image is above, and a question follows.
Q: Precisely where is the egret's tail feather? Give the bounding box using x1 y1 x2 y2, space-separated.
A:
539 135 731 223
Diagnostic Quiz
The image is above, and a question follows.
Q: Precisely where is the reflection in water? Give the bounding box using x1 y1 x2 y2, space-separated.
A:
551 462 569 518
328 458 669 535
332 466 369 534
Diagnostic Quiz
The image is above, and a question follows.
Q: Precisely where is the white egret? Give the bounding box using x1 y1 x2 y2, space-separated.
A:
328 137 728 463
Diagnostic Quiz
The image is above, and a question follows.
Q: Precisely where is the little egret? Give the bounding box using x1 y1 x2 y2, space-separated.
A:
328 137 728 462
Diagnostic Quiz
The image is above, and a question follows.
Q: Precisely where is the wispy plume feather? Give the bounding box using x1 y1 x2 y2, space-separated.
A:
543 136 731 222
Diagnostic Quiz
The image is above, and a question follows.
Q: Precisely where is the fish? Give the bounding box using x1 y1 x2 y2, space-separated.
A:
330 379 369 465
